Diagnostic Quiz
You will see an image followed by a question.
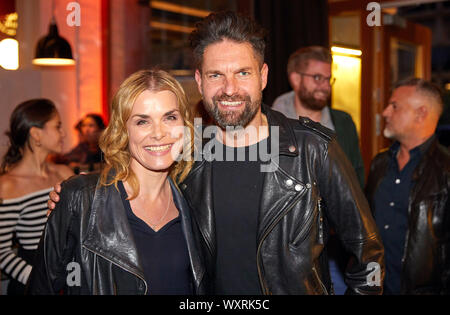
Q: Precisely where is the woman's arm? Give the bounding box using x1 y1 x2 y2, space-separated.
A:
0 203 33 285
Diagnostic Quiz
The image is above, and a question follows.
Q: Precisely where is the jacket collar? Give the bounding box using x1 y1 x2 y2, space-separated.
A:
81 173 204 292
82 175 146 280
262 103 299 157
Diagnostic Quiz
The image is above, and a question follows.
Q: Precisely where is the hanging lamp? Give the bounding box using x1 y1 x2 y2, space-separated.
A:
32 1 75 67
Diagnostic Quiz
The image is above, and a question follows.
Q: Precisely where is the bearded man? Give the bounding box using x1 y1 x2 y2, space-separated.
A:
272 46 366 294
272 46 364 187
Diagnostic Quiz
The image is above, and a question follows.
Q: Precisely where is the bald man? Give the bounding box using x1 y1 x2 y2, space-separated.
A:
366 78 450 294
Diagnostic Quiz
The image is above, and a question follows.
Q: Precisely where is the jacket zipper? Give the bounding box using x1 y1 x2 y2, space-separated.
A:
400 196 414 288
256 189 307 294
291 201 319 246
82 245 148 295
317 197 324 245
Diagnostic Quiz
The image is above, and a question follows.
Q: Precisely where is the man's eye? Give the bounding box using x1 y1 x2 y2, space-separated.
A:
313 75 323 81
209 73 220 79
239 71 250 76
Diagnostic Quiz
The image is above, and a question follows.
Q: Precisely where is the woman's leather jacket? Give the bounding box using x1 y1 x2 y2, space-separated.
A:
27 173 205 294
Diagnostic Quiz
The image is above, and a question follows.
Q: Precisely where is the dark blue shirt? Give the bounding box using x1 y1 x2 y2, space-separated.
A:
118 181 193 295
373 136 434 294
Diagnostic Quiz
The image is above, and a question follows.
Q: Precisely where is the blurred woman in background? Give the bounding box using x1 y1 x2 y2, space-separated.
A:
0 99 73 295
61 113 106 174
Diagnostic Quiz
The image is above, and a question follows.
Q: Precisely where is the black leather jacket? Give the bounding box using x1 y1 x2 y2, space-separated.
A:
366 137 450 294
179 105 384 295
27 173 205 295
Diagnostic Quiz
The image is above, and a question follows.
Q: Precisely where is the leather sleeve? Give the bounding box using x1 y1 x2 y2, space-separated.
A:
27 182 80 295
441 175 450 294
318 138 385 295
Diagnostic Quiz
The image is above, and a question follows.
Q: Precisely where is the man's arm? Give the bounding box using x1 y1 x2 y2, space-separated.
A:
28 182 79 294
319 138 384 295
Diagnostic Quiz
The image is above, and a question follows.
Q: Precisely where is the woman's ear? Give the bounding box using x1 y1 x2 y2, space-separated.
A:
29 126 42 147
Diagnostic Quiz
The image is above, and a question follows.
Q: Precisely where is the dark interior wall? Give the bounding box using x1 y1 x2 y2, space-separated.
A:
254 0 329 105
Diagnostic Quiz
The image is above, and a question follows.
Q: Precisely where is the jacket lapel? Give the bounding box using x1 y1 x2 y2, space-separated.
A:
82 180 145 280
257 105 308 242
181 160 216 259
170 178 205 291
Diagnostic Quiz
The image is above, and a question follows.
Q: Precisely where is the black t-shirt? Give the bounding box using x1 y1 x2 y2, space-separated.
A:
211 137 269 295
118 181 193 295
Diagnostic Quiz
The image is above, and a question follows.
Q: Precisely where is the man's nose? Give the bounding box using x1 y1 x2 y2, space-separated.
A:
223 76 238 95
382 105 391 118
318 79 332 89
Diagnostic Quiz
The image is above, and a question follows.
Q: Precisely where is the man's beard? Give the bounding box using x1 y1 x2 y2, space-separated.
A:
203 92 261 129
383 124 395 140
298 83 330 111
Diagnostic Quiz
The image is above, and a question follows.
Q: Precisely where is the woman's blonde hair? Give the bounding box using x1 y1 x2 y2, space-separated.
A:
99 69 195 199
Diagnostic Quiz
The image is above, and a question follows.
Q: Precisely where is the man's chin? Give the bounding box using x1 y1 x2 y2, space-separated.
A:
383 128 395 139
304 102 327 111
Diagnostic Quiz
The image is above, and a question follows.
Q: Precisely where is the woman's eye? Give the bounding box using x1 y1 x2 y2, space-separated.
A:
137 120 148 125
166 115 178 121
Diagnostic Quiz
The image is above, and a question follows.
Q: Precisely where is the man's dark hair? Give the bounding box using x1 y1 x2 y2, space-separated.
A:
395 77 444 116
287 46 332 75
189 11 266 69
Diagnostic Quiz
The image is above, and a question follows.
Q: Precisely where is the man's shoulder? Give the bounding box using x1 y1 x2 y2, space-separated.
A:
272 91 295 106
272 91 295 113
61 171 100 192
295 116 335 141
268 107 335 143
330 108 357 125
431 142 450 171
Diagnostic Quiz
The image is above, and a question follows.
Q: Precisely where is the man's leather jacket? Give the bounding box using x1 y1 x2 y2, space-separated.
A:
179 105 384 295
365 138 450 294
27 173 206 295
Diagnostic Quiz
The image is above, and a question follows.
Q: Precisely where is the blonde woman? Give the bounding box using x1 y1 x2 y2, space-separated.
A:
28 69 205 295
0 99 73 295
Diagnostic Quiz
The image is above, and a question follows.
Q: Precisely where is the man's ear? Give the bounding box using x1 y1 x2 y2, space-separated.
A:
289 72 301 90
194 69 203 96
416 105 428 123
260 63 269 91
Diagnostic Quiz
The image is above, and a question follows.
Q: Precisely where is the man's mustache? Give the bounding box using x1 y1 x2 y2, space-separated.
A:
213 94 251 103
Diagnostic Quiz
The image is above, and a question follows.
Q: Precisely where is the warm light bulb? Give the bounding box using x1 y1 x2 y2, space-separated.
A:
0 38 19 70
32 58 75 66
331 46 362 57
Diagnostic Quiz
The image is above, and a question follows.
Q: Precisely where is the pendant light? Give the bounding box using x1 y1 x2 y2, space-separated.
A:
32 1 75 66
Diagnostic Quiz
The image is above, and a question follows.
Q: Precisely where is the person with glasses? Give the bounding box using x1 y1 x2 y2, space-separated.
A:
272 46 364 187
272 46 365 294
